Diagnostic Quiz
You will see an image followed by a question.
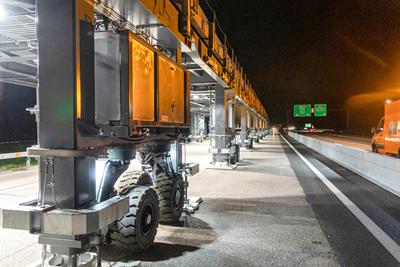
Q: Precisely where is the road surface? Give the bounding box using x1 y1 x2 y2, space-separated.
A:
0 135 399 266
283 134 400 266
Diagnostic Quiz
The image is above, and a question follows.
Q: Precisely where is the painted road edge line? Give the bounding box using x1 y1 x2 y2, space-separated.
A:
281 134 400 263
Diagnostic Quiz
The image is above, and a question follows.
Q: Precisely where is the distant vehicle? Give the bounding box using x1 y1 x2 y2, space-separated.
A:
308 125 315 133
371 99 400 157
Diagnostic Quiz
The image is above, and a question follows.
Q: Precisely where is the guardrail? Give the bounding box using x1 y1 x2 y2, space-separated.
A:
0 140 35 167
289 132 400 197
0 152 31 166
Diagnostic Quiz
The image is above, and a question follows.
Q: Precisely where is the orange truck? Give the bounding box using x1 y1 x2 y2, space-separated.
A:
372 99 400 156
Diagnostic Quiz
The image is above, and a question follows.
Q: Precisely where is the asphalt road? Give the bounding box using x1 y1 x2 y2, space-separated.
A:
0 135 399 266
0 136 336 267
100 135 337 266
283 134 400 266
0 168 41 267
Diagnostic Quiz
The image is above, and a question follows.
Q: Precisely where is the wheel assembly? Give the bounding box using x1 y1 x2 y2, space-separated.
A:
372 144 378 153
109 186 159 251
229 154 236 165
153 172 185 224
114 170 152 195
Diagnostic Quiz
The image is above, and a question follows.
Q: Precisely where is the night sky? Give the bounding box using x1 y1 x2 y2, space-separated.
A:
2 1 400 139
0 84 36 142
210 0 400 134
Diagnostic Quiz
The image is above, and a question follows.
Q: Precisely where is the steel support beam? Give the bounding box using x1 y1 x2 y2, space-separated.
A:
247 109 252 129
37 0 96 210
213 86 226 149
208 86 237 168
227 99 235 129
253 114 258 130
240 105 249 147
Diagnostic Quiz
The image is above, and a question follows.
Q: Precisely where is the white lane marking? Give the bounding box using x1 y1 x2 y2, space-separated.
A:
281 134 400 262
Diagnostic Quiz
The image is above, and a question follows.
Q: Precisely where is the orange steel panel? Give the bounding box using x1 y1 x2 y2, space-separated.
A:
214 35 225 60
80 0 266 118
191 2 210 38
158 56 185 124
129 34 155 122
137 0 266 117
185 71 191 124
138 0 184 43
192 32 207 59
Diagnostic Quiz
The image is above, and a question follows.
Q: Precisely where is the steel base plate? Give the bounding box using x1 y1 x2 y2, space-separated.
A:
206 162 238 170
183 196 203 214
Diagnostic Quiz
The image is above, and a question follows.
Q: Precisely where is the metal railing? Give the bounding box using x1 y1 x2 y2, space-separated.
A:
0 140 36 167
0 151 31 166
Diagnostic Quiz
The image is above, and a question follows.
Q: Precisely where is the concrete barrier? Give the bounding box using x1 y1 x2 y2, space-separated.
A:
289 132 400 197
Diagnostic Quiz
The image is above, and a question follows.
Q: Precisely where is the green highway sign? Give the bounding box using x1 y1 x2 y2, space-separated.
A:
294 104 312 117
314 104 327 117
305 123 312 128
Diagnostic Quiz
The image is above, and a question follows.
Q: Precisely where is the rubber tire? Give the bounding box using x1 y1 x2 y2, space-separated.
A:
114 170 152 195
229 155 236 165
153 173 184 224
109 186 159 252
372 144 378 153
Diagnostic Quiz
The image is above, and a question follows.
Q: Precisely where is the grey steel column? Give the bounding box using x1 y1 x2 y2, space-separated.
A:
38 0 95 209
254 115 258 130
190 112 196 136
214 86 226 149
247 110 252 129
209 103 215 148
240 105 248 144
171 140 183 173
227 100 235 129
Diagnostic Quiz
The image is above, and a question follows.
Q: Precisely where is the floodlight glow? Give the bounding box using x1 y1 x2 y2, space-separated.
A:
385 99 392 104
95 159 107 196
